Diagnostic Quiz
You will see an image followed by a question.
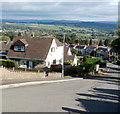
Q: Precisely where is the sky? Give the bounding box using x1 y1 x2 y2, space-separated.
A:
1 0 119 21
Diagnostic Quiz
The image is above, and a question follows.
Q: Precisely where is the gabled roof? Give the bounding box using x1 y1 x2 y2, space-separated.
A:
8 37 55 60
68 44 76 48
75 45 86 49
64 47 75 61
86 46 97 50
41 36 63 46
0 42 12 51
97 46 111 52
13 39 28 46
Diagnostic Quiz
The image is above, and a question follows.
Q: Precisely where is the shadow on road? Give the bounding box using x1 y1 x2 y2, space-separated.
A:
83 75 120 85
62 107 86 113
62 88 120 113
107 66 120 71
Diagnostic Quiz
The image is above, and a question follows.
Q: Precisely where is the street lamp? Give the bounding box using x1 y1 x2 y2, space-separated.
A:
61 34 65 78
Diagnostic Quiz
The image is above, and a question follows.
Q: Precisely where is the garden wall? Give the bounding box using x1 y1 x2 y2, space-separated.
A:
0 67 61 81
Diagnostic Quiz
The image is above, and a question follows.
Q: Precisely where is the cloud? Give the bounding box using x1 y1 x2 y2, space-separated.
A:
1 1 118 21
1 0 119 2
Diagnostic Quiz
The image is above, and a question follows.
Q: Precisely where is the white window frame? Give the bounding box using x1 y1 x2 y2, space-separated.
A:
14 46 25 51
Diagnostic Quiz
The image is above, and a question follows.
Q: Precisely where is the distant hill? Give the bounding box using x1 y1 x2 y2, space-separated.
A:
2 19 117 32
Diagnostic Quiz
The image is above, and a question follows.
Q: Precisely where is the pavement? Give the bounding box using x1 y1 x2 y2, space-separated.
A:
0 77 83 89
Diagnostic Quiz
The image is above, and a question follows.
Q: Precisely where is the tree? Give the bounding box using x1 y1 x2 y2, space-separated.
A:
18 32 22 36
80 39 86 45
71 48 78 55
99 40 103 46
111 22 120 54
111 38 120 54
89 39 93 45
1 36 10 41
75 39 79 44
5 32 15 41
104 39 111 46
85 39 89 45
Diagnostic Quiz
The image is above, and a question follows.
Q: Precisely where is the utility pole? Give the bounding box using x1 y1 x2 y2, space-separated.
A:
61 34 65 78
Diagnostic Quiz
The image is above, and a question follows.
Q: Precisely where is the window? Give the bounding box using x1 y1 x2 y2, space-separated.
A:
53 60 56 64
51 47 55 52
14 46 25 51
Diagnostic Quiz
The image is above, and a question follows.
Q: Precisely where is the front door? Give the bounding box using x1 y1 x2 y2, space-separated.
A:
29 61 33 69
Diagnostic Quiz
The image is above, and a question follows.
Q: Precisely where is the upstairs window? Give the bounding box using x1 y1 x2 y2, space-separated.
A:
14 46 25 51
51 47 55 52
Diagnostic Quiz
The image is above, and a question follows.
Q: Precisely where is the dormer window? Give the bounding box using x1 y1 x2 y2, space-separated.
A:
13 39 28 52
14 46 25 51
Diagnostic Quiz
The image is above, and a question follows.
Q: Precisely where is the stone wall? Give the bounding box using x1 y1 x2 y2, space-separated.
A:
0 67 61 81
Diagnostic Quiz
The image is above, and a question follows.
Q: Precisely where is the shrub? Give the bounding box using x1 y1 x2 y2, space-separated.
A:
0 59 18 68
65 66 78 76
64 66 82 77
80 62 95 74
81 56 106 74
50 64 62 72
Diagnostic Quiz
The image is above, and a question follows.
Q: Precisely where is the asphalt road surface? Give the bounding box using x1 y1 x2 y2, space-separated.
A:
2 63 120 112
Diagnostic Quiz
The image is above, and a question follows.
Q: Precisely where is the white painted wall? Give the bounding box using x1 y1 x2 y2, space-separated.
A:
45 39 63 68
73 56 78 66
67 48 72 55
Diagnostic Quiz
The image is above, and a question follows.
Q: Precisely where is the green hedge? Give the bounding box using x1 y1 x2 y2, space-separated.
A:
65 66 82 77
80 56 106 73
50 65 62 72
0 59 18 68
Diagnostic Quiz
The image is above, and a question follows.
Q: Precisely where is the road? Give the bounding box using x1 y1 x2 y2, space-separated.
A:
2 63 120 112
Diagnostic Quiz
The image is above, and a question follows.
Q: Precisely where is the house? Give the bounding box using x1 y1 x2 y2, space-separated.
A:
7 36 63 68
85 45 98 55
64 47 78 66
96 46 119 61
108 48 119 62
96 46 110 60
68 44 76 51
75 45 87 55
0 41 12 59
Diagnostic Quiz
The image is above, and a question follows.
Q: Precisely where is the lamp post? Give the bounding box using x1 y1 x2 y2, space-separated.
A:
61 34 65 78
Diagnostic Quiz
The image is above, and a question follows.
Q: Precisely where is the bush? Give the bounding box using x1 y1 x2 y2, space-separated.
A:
99 61 107 67
80 62 95 73
50 64 62 72
0 59 18 68
65 66 82 77
116 60 120 65
65 66 78 76
81 56 106 74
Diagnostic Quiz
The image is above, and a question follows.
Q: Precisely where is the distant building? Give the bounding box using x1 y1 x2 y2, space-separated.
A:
96 46 110 60
75 45 87 55
0 41 12 59
64 47 77 66
108 48 119 62
96 46 119 61
85 45 98 55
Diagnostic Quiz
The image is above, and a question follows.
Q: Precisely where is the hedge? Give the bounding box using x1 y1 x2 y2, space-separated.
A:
64 66 82 77
0 59 18 68
80 56 106 73
50 64 62 72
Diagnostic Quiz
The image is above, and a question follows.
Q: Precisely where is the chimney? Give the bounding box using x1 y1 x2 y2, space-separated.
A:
31 32 35 37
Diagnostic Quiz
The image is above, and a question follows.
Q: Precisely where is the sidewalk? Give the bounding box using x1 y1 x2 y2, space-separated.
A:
1 77 83 89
